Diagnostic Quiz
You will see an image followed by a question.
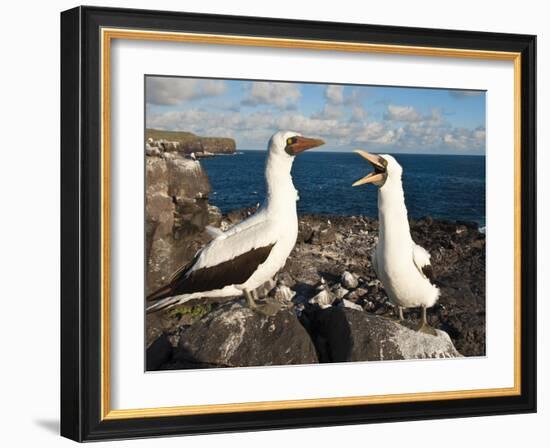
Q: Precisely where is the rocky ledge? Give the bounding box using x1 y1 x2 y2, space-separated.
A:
145 146 222 295
146 129 236 156
146 210 484 370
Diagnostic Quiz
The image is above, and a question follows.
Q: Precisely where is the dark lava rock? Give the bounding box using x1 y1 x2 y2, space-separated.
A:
310 222 337 245
409 218 486 356
297 222 314 243
309 307 461 362
287 215 486 357
345 287 368 302
145 154 216 295
146 333 173 370
173 302 318 368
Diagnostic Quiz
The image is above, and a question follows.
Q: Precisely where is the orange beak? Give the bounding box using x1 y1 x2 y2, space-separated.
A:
286 136 325 155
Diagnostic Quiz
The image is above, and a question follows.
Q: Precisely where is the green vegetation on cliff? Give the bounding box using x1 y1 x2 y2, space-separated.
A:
146 129 202 143
146 129 236 154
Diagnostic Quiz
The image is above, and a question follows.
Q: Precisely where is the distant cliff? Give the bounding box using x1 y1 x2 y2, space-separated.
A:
146 129 236 155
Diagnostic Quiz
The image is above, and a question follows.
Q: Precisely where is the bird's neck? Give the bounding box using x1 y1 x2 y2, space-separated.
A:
377 177 412 246
264 153 298 215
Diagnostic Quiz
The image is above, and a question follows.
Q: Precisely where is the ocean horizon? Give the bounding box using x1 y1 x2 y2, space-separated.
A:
201 150 486 227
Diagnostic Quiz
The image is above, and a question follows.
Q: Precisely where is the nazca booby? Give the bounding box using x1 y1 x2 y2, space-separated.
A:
147 131 325 314
353 150 440 335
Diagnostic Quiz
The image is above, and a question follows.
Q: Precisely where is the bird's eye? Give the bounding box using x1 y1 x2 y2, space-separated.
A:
287 137 297 145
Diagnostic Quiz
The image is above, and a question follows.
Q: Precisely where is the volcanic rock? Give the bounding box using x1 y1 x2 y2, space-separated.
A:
308 289 334 309
146 333 173 370
173 302 318 368
345 287 368 302
331 284 349 299
145 149 219 296
270 283 296 303
310 222 337 245
311 307 461 362
286 214 486 357
338 299 363 311
341 271 359 289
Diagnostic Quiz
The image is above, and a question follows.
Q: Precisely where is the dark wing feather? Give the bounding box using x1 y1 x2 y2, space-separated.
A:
421 264 435 284
148 244 275 301
176 244 275 293
412 243 438 286
146 255 198 302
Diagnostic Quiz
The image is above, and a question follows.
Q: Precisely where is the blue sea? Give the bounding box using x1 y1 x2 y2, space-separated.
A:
201 151 486 227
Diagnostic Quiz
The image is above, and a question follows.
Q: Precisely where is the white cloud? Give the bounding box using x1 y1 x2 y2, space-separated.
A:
473 128 486 140
314 86 367 122
147 106 358 147
351 105 368 122
384 104 422 122
277 112 342 137
146 78 227 105
325 85 344 104
349 107 485 152
443 127 486 150
355 122 401 146
148 105 485 152
242 82 301 109
147 85 485 153
147 108 275 135
312 103 344 120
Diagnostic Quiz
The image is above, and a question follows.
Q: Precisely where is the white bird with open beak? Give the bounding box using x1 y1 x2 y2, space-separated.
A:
353 150 440 335
147 131 324 315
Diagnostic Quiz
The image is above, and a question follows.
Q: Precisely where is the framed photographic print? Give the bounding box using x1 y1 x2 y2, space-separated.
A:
60 6 537 442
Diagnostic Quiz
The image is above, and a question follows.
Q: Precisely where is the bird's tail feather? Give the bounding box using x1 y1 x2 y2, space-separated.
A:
146 293 196 314
146 285 174 303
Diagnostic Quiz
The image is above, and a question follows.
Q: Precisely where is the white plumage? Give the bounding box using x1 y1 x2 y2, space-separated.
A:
354 151 439 332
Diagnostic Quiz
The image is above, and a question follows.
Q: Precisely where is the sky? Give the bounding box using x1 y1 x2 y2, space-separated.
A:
145 76 486 155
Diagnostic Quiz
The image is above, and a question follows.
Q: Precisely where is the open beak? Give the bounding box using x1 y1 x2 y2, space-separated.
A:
286 136 325 155
352 150 387 186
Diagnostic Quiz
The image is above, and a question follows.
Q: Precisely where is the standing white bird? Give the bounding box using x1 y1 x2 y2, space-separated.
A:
352 150 440 335
147 131 324 314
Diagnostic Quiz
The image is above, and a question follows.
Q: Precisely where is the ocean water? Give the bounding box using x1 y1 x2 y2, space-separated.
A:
201 151 486 227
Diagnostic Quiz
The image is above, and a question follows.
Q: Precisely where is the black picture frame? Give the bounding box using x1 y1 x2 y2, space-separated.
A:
61 5 536 442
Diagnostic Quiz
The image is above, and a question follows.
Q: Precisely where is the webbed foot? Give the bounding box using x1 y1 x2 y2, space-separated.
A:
417 305 437 336
416 322 438 336
243 288 282 317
